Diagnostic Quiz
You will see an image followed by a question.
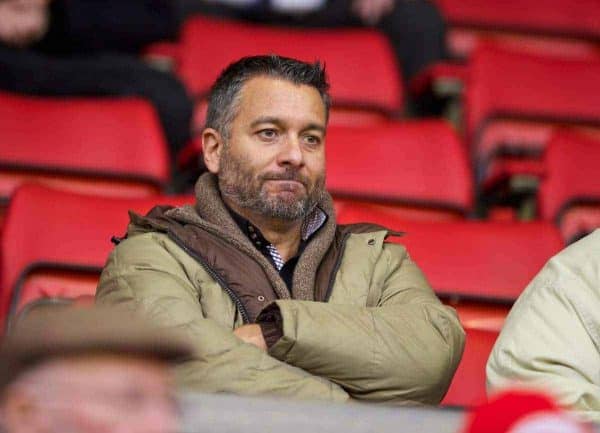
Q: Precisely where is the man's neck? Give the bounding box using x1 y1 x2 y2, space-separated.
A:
225 199 303 262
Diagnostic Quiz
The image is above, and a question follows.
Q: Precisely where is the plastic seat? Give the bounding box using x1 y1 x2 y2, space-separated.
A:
176 16 402 129
435 0 600 59
0 92 171 205
441 328 498 407
337 207 563 302
465 45 600 190
327 120 473 219
539 130 600 243
0 183 193 330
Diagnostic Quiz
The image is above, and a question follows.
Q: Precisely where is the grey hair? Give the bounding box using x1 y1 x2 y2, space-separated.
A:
205 54 331 139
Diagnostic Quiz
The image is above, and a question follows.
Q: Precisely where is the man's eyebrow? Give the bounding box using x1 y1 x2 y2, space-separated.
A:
249 117 283 128
302 123 326 134
249 118 326 134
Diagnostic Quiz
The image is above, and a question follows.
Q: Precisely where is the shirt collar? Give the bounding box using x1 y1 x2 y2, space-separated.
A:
227 205 327 245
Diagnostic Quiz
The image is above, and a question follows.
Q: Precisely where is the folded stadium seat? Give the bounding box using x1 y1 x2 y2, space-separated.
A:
0 92 171 215
465 45 600 196
434 0 600 60
442 328 498 407
176 16 402 131
0 183 193 330
539 130 600 243
327 120 473 220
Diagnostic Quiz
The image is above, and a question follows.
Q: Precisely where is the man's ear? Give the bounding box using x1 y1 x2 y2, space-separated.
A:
202 128 224 174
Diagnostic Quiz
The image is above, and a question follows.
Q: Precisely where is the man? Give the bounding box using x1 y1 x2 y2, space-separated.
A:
97 55 464 404
0 306 192 433
487 230 600 423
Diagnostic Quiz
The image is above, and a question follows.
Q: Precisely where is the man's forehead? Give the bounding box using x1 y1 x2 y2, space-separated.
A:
236 76 327 125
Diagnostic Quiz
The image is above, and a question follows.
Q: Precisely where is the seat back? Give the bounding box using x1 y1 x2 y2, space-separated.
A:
0 184 193 329
539 130 600 242
435 0 600 59
0 92 171 201
177 16 402 123
436 0 600 41
467 45 600 159
337 207 563 301
465 45 600 188
327 121 473 218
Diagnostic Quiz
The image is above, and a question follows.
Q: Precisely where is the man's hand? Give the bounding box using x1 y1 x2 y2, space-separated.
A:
351 0 395 26
0 0 51 48
233 324 267 351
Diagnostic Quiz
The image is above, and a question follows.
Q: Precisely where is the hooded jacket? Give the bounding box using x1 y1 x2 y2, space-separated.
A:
487 230 600 422
96 173 465 404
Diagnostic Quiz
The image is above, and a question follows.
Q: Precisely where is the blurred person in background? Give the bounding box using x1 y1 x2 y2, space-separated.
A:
181 0 447 86
0 306 191 433
487 230 600 423
0 0 193 162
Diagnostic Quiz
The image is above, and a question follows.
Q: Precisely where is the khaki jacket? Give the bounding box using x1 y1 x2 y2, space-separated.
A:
487 230 600 422
97 174 464 404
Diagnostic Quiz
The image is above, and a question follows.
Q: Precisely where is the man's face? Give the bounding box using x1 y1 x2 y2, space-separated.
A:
214 76 327 222
2 354 177 433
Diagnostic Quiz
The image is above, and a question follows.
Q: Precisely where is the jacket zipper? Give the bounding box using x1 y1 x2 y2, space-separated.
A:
323 232 351 302
167 231 251 324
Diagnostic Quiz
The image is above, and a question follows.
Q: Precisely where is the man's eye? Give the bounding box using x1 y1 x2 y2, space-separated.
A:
258 129 277 140
304 135 321 146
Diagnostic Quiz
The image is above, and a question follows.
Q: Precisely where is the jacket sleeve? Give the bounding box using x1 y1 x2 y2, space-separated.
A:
265 242 465 404
96 232 349 402
487 253 600 422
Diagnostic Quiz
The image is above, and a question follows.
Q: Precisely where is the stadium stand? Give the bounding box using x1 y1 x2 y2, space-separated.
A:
0 92 171 211
434 0 600 60
0 183 193 329
327 120 473 220
175 15 402 129
465 44 600 195
539 130 600 243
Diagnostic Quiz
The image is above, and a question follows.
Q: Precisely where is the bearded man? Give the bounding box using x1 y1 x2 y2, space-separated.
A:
96 55 464 404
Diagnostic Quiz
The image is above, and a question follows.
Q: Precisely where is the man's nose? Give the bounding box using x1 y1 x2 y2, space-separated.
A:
277 134 304 166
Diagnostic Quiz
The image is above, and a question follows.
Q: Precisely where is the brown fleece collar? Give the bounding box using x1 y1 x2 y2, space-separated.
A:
164 173 337 301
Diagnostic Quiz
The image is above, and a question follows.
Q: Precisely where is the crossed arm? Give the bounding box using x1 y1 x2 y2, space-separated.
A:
97 233 464 404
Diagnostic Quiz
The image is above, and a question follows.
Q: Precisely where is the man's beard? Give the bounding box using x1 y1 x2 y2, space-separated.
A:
218 147 325 221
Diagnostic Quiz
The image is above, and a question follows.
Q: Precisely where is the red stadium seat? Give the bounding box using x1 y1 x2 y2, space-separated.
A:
327 121 473 219
435 0 600 59
442 328 498 407
0 184 193 330
176 16 402 129
465 45 600 191
337 207 563 302
0 92 171 208
539 130 600 243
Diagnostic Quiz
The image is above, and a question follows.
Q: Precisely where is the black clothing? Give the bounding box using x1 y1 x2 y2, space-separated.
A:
180 0 447 83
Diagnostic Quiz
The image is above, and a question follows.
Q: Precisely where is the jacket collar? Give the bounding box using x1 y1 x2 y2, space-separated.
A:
164 173 338 301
